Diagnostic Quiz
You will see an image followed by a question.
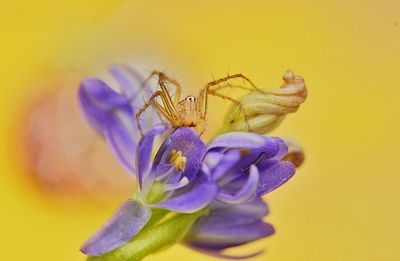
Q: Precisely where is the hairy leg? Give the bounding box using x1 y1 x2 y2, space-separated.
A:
136 91 171 136
199 74 261 117
207 90 251 131
203 73 260 92
157 78 178 115
208 83 255 93
142 70 182 105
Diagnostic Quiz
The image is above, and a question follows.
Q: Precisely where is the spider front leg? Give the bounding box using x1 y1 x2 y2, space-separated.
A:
199 87 250 131
199 74 261 118
204 73 261 94
158 72 182 105
206 89 251 131
143 70 182 105
135 91 172 136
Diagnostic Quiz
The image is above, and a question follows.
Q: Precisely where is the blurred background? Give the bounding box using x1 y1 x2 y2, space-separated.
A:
1 1 399 260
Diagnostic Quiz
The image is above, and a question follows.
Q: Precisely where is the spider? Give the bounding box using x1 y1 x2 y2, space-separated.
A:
135 70 261 136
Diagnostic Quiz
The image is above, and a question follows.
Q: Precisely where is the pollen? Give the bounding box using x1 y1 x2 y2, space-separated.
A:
167 149 187 172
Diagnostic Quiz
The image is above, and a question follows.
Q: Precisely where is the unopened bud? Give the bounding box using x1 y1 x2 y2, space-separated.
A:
220 70 307 134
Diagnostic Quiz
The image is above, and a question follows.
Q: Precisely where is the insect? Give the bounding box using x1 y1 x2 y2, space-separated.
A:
135 71 260 136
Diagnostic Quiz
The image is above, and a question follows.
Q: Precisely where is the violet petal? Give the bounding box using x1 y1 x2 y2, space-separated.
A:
269 137 289 160
186 198 274 249
104 112 138 173
159 128 206 181
256 160 296 196
187 223 274 250
136 124 167 189
203 151 225 171
207 132 280 160
80 200 151 256
187 245 264 260
152 173 218 213
207 132 267 151
210 150 241 181
208 197 269 221
79 78 141 173
217 165 259 204
109 65 150 101
78 78 133 136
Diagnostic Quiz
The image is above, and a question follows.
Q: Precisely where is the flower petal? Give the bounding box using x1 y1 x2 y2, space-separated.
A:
80 200 151 256
217 165 259 204
160 128 206 181
104 112 138 173
207 132 267 151
109 65 161 133
152 173 218 213
136 124 168 189
185 198 274 249
109 65 150 101
187 245 264 260
270 137 289 160
78 78 133 136
93 208 208 260
256 160 296 196
203 151 225 170
207 197 269 221
207 132 280 160
188 223 274 250
79 78 140 173
209 150 241 181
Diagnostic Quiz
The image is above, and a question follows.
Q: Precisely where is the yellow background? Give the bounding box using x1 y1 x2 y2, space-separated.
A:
1 1 399 260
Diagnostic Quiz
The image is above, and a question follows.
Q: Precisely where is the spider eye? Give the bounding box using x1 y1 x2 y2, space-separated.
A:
186 96 197 102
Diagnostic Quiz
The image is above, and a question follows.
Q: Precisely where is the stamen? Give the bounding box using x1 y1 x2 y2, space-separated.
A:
167 149 187 172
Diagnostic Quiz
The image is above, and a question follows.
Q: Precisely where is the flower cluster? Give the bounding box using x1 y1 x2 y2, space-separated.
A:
78 66 306 260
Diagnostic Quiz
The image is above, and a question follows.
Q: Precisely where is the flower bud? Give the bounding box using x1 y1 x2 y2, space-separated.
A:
220 70 307 134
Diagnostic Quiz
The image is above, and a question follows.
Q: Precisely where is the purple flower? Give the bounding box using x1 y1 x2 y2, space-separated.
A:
205 132 296 203
80 125 219 256
135 125 218 213
78 67 298 259
182 132 295 258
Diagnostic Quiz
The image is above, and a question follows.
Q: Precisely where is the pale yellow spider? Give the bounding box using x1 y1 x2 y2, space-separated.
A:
135 71 260 136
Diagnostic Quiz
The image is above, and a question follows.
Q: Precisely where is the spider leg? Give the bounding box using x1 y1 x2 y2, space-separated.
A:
203 73 261 92
207 90 251 131
157 78 179 115
199 74 261 118
142 70 182 105
209 83 252 93
136 91 171 136
157 72 182 105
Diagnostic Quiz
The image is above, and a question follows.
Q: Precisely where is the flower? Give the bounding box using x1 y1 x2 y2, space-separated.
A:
135 125 219 213
77 66 302 260
182 131 295 258
79 66 219 255
204 132 295 203
80 126 219 256
220 70 307 135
